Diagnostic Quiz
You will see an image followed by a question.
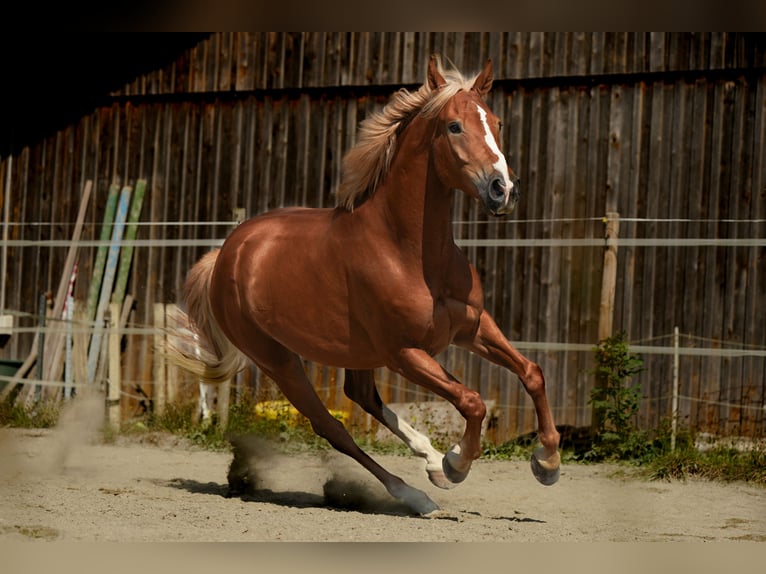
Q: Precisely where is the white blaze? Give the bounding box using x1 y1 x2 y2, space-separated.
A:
476 104 511 190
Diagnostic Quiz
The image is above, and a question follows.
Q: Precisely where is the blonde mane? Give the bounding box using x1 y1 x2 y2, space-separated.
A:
336 56 480 210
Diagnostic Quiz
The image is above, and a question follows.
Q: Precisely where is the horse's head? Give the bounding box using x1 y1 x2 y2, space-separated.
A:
427 56 520 216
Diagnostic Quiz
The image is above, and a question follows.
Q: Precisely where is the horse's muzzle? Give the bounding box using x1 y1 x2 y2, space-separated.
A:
483 174 520 216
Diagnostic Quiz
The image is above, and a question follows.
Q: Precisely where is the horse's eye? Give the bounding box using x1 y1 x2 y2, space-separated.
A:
448 122 462 134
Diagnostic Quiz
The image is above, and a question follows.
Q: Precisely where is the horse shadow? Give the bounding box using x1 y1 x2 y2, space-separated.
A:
159 476 418 517
158 477 547 525
155 434 547 523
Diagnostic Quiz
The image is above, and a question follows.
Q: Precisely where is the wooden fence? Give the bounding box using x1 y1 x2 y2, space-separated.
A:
1 33 764 441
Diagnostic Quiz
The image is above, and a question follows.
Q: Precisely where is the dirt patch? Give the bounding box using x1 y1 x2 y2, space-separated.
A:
1 425 764 542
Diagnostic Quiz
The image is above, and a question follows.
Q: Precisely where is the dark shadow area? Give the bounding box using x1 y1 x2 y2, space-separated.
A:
150 434 416 516
157 476 417 517
1 33 210 158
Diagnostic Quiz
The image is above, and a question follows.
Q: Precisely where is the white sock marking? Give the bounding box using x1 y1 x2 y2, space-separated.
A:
382 406 443 471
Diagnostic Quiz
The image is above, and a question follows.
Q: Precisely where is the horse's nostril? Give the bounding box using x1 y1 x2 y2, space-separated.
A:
490 178 505 200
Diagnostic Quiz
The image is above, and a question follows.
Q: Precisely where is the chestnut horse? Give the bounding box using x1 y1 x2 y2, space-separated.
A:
172 55 560 514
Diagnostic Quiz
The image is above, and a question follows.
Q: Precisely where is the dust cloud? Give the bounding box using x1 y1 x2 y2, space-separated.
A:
0 390 104 479
226 433 413 515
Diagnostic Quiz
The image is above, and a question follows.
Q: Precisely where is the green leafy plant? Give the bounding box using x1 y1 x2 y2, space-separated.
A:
587 331 647 461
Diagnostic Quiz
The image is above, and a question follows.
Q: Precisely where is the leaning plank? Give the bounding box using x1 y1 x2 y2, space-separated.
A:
86 185 132 386
112 179 147 306
85 183 121 323
42 262 79 390
0 180 92 403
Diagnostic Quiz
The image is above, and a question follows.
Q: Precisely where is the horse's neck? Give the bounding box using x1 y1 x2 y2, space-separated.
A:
365 127 455 272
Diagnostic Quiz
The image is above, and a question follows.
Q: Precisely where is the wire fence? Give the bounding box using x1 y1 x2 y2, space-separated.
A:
2 215 764 440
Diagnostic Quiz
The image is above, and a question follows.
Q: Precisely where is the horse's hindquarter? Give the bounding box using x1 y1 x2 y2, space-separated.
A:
210 208 383 368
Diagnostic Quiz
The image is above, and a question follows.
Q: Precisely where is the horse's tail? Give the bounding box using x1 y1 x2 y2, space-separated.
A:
166 249 245 384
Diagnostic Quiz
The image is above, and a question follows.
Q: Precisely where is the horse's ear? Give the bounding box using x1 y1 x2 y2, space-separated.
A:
471 58 494 96
427 55 446 90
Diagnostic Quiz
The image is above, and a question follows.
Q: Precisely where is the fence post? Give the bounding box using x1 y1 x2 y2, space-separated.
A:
592 212 620 433
165 304 180 404
153 303 166 416
35 292 47 401
107 302 122 429
671 326 680 451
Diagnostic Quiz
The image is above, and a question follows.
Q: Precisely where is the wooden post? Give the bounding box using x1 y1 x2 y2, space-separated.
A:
64 294 74 400
598 212 620 342
217 379 230 430
34 292 47 401
107 303 121 429
592 212 620 432
153 303 167 416
671 326 680 451
165 304 180 405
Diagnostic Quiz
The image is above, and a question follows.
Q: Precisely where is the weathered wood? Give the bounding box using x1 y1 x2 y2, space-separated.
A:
152 303 166 416
165 304 180 405
85 183 120 323
86 185 132 385
0 180 92 402
112 179 147 305
592 213 620 431
107 302 121 429
598 216 621 342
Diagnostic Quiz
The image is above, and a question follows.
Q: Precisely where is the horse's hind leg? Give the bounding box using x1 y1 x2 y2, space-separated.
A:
248 344 439 514
344 369 456 490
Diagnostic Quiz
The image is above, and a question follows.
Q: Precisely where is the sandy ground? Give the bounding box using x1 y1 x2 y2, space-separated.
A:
1 408 765 545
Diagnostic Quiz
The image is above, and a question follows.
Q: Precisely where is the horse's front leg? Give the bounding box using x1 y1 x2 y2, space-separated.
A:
457 310 561 486
388 348 486 485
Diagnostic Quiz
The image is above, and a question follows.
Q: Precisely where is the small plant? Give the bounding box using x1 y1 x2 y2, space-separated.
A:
647 444 766 484
586 331 647 461
0 398 60 428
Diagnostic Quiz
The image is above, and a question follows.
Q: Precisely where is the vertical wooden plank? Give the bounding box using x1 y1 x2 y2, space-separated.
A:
165 304 180 405
721 76 748 435
742 74 766 436
153 303 166 416
235 32 252 91
649 32 667 73
107 302 121 429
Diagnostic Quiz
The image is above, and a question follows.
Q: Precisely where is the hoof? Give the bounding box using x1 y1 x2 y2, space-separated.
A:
530 447 561 486
427 468 458 490
389 482 440 515
442 448 470 485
